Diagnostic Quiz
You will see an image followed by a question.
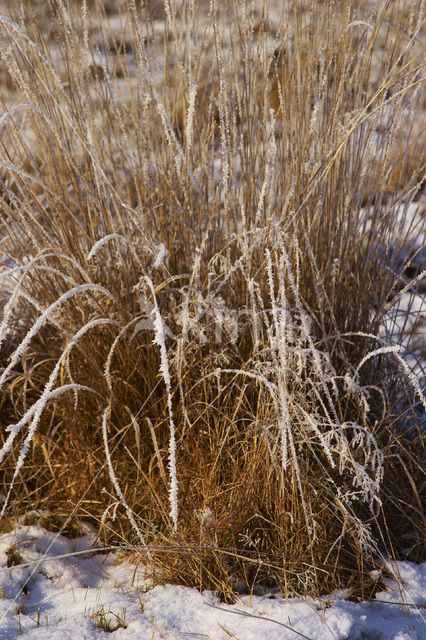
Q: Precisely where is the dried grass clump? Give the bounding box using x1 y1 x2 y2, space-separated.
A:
0 0 424 600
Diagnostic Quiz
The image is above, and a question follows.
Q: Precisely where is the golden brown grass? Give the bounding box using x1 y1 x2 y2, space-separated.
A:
0 0 424 601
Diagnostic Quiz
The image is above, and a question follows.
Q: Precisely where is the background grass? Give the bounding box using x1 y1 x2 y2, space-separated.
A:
0 0 424 601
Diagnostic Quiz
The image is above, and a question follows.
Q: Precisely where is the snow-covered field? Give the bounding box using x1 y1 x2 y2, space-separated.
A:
0 2 424 638
0 524 425 640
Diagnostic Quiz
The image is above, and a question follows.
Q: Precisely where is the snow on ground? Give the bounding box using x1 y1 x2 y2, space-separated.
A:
0 525 425 640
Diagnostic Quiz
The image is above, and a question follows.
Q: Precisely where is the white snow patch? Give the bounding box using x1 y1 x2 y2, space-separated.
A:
0 525 425 639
